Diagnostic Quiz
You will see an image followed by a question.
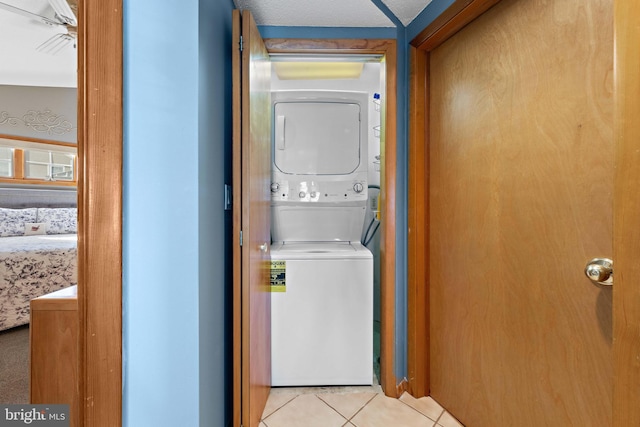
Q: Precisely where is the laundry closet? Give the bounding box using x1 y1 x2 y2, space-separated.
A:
268 58 383 386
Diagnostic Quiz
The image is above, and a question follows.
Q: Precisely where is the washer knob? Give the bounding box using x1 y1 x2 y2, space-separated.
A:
353 182 364 193
299 191 306 199
310 191 317 199
271 182 280 193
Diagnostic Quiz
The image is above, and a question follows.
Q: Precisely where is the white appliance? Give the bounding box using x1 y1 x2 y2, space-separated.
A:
270 90 374 386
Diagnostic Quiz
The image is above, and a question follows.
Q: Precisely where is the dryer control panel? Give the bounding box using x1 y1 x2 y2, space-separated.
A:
271 176 368 203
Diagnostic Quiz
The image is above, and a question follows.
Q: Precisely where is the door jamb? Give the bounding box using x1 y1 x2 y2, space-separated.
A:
263 38 399 396
77 0 123 425
613 0 640 424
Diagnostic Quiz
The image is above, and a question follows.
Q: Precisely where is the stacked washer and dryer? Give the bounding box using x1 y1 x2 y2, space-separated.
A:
270 90 374 386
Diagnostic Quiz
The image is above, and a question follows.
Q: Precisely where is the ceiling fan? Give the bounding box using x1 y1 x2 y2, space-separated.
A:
0 0 77 54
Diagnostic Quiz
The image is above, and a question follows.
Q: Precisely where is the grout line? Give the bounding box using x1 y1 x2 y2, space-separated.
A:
346 391 379 422
260 394 299 422
314 394 350 423
397 396 443 423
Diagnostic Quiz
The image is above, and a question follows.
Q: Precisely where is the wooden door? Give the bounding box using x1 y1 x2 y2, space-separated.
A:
428 0 613 425
232 10 272 427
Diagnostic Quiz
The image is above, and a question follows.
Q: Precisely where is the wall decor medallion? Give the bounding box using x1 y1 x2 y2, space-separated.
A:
0 109 75 135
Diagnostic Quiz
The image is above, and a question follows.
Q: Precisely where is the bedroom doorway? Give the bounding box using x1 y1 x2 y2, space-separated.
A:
0 0 79 411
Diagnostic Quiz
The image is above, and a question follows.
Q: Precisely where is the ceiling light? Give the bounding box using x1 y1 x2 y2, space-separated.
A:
274 62 365 80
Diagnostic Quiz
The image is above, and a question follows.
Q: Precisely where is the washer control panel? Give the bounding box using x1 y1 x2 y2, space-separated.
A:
271 178 368 202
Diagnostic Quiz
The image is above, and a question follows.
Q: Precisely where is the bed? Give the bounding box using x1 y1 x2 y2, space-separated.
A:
0 188 77 331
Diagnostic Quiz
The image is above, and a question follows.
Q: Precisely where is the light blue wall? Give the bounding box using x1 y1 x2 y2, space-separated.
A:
123 0 234 426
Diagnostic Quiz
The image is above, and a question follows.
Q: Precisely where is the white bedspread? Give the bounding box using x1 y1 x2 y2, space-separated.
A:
0 234 77 331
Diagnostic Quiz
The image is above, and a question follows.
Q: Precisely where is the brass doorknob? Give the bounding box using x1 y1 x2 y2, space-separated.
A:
584 258 613 286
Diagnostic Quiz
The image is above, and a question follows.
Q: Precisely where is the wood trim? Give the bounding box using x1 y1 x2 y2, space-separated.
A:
77 0 123 425
263 38 398 396
0 133 77 148
13 148 24 179
613 0 640 425
411 0 501 51
0 178 76 187
407 45 429 397
265 38 398 55
232 10 242 427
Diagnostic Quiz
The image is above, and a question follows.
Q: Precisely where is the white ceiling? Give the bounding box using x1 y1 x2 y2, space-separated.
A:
0 0 432 88
0 0 76 87
234 0 433 27
381 0 433 26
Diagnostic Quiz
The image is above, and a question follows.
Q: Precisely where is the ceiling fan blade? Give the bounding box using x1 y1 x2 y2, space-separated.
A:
0 1 62 27
47 0 76 26
37 33 75 55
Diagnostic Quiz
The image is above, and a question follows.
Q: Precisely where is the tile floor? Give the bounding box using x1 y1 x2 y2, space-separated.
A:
260 386 464 427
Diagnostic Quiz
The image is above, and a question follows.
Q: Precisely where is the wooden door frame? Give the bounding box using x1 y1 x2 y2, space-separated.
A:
612 1 640 424
407 0 501 397
257 38 399 397
233 36 399 424
407 1 640 425
77 0 123 426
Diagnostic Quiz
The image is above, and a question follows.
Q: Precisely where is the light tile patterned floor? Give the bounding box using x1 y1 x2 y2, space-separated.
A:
260 388 464 427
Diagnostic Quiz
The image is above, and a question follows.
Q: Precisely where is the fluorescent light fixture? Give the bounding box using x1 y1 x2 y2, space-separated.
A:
270 54 383 63
274 62 365 80
48 0 77 26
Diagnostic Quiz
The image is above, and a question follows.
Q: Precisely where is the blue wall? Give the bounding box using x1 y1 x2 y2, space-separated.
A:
123 0 234 425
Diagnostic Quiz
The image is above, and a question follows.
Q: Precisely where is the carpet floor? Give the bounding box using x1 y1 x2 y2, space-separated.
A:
0 325 29 403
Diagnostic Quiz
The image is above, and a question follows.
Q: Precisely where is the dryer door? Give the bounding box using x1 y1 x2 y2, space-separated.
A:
274 101 362 175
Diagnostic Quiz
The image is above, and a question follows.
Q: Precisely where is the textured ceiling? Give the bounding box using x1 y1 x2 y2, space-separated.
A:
2 0 433 87
234 0 432 27
382 0 433 26
234 0 394 27
0 0 76 87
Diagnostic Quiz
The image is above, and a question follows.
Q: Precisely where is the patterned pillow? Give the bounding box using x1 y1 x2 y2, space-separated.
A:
36 208 77 235
0 208 37 237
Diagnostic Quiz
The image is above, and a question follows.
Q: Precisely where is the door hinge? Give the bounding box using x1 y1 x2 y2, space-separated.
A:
224 184 232 211
239 35 243 52
239 230 243 246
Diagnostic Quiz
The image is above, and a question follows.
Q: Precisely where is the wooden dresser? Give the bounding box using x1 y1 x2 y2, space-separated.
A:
30 285 78 427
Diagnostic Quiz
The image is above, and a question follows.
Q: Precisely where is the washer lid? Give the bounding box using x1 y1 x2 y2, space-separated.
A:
271 242 372 260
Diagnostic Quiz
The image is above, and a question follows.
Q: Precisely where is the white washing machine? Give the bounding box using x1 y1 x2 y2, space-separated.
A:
270 90 373 386
271 242 373 386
